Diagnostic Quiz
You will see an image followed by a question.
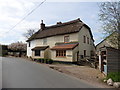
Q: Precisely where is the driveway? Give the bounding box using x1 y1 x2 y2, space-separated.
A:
2 57 99 88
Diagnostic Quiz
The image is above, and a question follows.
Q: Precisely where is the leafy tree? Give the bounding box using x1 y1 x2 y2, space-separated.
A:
23 29 36 39
8 41 27 57
98 1 120 49
0 45 8 56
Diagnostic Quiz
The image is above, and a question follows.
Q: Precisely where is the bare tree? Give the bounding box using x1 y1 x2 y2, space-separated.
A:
8 41 27 57
98 1 120 49
23 29 36 39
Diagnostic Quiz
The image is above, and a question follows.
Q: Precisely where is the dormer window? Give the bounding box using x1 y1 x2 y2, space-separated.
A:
64 36 69 43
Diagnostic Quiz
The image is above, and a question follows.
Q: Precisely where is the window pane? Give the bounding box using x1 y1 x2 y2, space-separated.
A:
35 50 40 56
87 37 89 44
56 50 66 57
83 36 86 43
64 36 69 43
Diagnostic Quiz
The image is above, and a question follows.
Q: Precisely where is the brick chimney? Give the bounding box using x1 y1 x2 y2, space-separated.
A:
40 20 45 30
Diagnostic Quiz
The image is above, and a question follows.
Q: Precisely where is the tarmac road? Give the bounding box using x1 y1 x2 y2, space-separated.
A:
2 57 98 88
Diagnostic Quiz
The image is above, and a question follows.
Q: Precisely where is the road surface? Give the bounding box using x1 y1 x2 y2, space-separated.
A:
2 57 99 88
0 57 2 89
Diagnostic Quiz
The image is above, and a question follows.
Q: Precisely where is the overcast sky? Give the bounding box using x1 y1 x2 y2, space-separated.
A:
0 0 112 45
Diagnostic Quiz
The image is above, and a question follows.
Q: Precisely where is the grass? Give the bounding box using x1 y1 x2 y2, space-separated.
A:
105 72 120 82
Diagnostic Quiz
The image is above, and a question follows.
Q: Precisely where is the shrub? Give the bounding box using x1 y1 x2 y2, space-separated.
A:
48 59 53 64
106 72 120 82
35 58 53 64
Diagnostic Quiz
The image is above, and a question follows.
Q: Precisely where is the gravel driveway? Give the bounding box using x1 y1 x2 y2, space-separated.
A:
43 63 113 88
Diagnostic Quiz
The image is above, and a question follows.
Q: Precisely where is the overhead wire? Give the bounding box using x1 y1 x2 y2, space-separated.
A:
3 0 46 35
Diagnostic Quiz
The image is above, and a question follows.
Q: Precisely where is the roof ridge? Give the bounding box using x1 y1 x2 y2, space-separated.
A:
45 18 82 29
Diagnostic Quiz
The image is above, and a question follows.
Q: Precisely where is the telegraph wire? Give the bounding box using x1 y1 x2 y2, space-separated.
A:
4 0 46 34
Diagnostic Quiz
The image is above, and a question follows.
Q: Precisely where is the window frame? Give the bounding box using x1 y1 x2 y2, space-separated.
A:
43 38 47 45
84 50 86 57
83 36 86 43
56 50 66 57
64 35 70 43
34 50 41 56
87 37 89 44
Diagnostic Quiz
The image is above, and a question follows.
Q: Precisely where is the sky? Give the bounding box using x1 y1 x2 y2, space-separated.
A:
0 0 110 45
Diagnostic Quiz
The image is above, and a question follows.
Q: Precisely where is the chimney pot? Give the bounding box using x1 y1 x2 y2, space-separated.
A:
57 22 62 25
40 20 45 30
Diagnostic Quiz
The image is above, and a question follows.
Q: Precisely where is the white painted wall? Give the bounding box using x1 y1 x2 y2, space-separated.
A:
27 33 78 57
27 27 95 61
78 26 95 58
27 40 36 57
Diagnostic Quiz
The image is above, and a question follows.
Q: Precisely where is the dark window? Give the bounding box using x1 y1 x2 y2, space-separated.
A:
35 50 40 56
28 42 31 47
83 36 86 43
56 50 66 57
87 37 89 44
84 50 86 57
64 36 69 43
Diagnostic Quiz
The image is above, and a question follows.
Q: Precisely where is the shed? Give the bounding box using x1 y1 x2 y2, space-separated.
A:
98 46 120 75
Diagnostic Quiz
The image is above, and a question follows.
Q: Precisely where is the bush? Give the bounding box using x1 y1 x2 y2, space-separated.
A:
106 72 120 82
36 58 53 64
47 59 53 64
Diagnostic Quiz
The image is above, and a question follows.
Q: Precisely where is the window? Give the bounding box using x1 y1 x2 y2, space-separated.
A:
43 38 47 45
64 36 69 43
28 42 31 47
83 36 86 43
56 50 66 57
35 50 40 56
84 50 86 57
87 37 89 44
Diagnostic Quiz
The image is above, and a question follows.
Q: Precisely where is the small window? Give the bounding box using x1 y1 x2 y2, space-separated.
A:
83 36 86 43
35 50 40 56
56 50 66 57
64 36 69 43
84 50 86 57
28 42 31 47
43 38 47 45
87 37 89 44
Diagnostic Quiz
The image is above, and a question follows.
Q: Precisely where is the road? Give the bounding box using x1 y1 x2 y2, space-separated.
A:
2 57 99 88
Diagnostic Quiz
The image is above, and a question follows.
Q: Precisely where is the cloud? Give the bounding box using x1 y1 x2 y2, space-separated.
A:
0 0 41 44
0 1 104 45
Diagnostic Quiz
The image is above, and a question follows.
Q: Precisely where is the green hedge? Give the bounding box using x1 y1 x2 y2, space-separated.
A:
106 72 120 82
34 58 53 64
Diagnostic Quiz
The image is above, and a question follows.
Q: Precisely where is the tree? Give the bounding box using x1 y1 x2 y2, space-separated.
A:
8 42 27 57
98 1 120 49
23 29 36 39
0 45 8 56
